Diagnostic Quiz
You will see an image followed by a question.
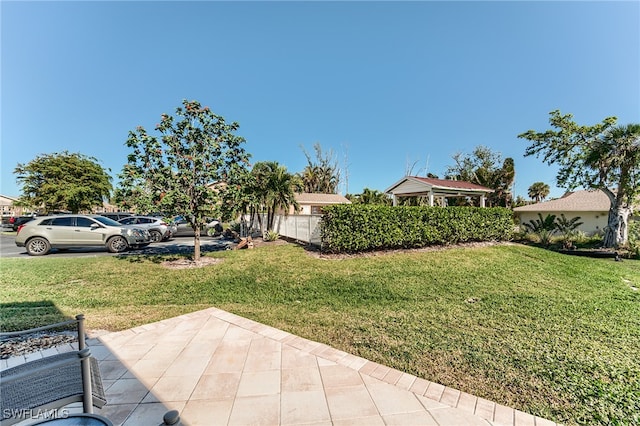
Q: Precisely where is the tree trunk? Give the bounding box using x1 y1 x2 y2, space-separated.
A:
602 189 632 248
194 228 201 261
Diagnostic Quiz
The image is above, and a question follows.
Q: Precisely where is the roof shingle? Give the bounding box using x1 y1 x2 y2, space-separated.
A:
295 193 351 204
514 190 610 212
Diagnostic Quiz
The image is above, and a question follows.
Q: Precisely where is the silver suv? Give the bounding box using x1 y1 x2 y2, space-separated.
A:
15 215 151 256
117 216 176 242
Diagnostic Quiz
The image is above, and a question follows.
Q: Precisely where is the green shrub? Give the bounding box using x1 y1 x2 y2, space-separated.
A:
263 230 279 242
321 205 513 253
628 219 640 258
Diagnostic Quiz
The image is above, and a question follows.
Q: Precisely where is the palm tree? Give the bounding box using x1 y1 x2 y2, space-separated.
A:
298 143 340 194
251 162 301 232
592 123 640 247
527 182 550 203
357 188 391 205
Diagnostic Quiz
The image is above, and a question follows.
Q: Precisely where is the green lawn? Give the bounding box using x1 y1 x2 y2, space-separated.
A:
2 243 639 425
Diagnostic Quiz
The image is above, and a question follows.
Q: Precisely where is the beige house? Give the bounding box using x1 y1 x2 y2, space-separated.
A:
385 176 494 207
513 190 610 235
0 194 23 217
289 193 351 215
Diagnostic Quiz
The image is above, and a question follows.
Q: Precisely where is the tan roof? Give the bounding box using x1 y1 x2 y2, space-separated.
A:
514 190 611 212
295 193 351 205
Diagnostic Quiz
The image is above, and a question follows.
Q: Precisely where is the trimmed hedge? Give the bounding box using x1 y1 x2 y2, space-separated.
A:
320 204 513 253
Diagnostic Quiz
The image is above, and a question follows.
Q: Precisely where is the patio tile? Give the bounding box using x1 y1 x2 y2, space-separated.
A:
223 324 256 341
381 367 403 385
244 345 281 372
282 367 324 392
139 345 186 362
194 319 229 340
281 390 331 424
121 401 185 426
382 412 439 425
228 395 280 425
331 415 386 425
395 372 417 390
190 372 241 400
439 387 461 407
369 364 391 380
204 341 250 373
320 364 363 388
148 374 201 402
429 406 493 426
86 344 112 361
409 377 430 395
179 337 222 358
236 370 281 397
493 403 514 426
128 357 173 383
416 394 449 410
98 359 129 381
163 355 211 377
105 378 151 405
94 403 137 425
475 397 496 420
324 385 379 420
181 399 234 426
456 391 478 413
82 307 557 426
424 381 446 401
281 345 318 369
361 375 426 415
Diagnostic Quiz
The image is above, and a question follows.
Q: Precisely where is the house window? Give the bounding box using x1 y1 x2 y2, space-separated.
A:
311 206 323 215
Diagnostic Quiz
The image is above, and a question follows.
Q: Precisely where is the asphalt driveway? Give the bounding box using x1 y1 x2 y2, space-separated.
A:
0 234 232 258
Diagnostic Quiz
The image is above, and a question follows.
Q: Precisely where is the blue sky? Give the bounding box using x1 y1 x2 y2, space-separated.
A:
2 1 638 200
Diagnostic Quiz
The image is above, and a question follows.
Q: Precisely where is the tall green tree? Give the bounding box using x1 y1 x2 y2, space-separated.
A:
298 143 340 194
350 188 392 205
119 99 249 261
527 182 550 202
445 146 515 207
251 161 301 232
219 167 258 237
14 151 112 213
519 111 640 248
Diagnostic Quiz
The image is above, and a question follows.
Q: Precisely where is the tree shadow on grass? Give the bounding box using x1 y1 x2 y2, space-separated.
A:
0 301 72 333
114 240 232 264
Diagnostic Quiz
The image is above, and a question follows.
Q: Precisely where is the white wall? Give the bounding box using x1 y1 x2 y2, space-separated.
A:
517 211 608 235
249 213 322 245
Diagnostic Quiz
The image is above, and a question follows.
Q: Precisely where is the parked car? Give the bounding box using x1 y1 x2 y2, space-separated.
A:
10 215 37 232
117 216 176 242
171 216 222 237
15 215 151 256
99 212 134 222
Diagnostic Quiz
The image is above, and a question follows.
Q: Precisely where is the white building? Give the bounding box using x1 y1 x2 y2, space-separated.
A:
513 190 611 235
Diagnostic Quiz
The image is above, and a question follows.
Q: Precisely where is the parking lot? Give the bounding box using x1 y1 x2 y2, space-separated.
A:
0 233 232 258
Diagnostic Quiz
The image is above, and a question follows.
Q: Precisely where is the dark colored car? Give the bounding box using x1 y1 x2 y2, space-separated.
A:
172 216 223 237
10 216 37 232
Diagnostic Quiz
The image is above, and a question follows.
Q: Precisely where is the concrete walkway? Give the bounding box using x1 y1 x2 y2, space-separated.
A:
4 308 558 425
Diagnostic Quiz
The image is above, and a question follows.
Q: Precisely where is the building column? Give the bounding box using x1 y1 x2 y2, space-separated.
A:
428 191 434 207
480 194 486 207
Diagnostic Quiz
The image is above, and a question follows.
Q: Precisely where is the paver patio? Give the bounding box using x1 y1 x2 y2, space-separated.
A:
3 307 558 426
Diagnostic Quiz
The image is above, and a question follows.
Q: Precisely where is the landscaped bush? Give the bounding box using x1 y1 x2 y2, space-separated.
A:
628 219 640 258
320 204 513 253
